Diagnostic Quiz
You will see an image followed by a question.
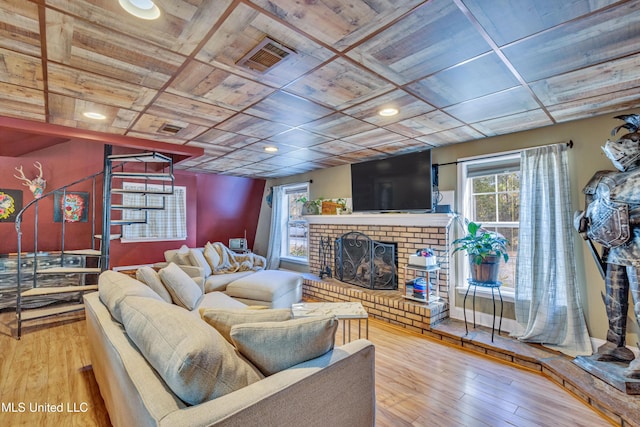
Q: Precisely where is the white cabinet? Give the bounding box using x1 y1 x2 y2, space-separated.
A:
403 264 441 303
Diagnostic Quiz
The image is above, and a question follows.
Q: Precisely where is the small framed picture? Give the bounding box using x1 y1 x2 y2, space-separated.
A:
54 191 89 223
0 189 23 222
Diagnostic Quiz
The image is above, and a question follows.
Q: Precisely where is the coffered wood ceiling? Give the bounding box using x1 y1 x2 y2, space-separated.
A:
2 0 640 178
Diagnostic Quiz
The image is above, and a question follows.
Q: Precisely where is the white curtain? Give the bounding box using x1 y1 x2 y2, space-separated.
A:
513 144 592 357
265 185 286 270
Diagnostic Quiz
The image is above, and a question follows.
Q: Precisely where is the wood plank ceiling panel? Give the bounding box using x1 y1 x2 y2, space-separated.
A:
250 0 425 50
0 0 41 56
45 0 234 55
347 0 492 85
195 2 334 88
168 61 276 111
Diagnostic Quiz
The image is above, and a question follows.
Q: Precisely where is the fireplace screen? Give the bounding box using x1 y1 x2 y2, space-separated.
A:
334 231 397 290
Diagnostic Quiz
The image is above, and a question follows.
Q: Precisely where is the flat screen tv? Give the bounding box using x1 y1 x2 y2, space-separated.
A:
351 150 432 213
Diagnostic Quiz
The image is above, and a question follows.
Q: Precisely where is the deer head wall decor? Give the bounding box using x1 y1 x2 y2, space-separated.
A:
14 161 46 199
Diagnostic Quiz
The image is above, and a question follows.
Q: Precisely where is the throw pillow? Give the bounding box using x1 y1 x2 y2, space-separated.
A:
230 315 338 376
165 244 190 265
200 308 292 343
98 270 164 324
120 297 263 405
188 249 212 277
136 266 172 303
158 262 203 310
203 242 221 271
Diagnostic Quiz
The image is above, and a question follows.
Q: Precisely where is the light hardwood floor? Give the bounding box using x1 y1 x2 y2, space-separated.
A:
0 309 613 426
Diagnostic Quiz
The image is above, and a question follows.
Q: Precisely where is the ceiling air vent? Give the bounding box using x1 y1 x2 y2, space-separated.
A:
160 123 183 134
237 37 296 73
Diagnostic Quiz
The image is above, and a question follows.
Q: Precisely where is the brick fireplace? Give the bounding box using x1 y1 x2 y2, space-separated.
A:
305 213 454 330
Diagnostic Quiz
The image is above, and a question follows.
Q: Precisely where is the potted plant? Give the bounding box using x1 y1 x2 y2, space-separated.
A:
296 196 322 215
452 221 509 283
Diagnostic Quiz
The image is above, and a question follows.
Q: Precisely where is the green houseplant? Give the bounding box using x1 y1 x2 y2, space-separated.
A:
452 221 509 283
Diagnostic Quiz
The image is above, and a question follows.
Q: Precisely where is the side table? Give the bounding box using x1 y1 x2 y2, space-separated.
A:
291 302 368 344
463 280 503 342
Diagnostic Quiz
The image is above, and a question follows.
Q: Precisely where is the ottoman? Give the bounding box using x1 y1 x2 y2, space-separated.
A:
225 270 303 308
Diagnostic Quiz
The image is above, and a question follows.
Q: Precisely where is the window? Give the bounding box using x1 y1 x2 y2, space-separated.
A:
281 183 309 261
458 154 520 289
121 182 187 242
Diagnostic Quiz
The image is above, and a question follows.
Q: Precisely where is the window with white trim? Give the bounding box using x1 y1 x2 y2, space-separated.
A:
458 154 520 289
121 182 187 242
281 183 309 261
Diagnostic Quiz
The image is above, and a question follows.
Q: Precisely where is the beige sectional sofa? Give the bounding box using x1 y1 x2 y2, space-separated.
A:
156 243 303 308
85 270 376 427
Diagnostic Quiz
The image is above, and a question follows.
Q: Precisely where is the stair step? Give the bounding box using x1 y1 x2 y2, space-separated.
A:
63 249 101 256
111 219 147 225
111 204 165 210
111 172 173 181
108 152 172 163
22 285 98 297
95 234 121 240
35 267 101 274
111 188 173 196
20 303 87 321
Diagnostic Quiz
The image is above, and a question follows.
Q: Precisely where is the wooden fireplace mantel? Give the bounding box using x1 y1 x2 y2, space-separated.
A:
304 213 453 227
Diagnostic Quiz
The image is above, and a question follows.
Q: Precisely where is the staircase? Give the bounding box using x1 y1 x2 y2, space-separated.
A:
13 146 174 339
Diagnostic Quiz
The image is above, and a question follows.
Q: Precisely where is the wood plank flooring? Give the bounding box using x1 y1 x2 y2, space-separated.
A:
0 308 613 426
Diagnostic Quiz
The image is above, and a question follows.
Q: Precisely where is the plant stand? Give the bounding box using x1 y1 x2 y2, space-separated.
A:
463 279 503 342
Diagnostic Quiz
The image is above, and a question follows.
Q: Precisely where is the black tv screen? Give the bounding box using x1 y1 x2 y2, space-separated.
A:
351 151 432 213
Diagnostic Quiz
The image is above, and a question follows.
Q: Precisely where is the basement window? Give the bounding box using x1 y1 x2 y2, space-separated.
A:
456 154 520 298
120 182 187 242
280 183 309 263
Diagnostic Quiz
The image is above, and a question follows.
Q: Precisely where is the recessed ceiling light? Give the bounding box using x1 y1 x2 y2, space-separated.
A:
83 112 106 120
119 0 161 20
379 108 399 117
264 146 279 153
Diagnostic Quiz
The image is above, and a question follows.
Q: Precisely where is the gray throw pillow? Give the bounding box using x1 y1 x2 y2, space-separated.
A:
158 262 203 310
167 244 191 265
230 315 338 376
200 308 292 342
120 297 263 405
136 266 172 303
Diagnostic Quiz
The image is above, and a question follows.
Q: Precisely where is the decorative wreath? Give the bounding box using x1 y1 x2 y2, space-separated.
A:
0 192 16 220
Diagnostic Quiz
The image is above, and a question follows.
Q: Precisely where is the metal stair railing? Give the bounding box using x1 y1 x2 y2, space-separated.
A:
14 170 104 338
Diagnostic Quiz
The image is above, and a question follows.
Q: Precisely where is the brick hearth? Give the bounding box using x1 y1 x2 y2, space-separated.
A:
305 213 454 328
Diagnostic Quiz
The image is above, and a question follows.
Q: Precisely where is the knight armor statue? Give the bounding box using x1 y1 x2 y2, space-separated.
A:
576 114 640 379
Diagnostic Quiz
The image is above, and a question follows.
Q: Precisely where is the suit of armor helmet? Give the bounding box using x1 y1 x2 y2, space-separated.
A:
577 115 640 379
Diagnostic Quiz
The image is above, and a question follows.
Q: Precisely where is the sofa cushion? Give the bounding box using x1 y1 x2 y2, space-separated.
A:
230 315 338 376
189 248 212 277
200 308 292 342
184 291 247 320
136 266 172 303
204 271 254 293
98 270 164 323
158 262 203 310
225 270 302 302
165 244 191 265
120 296 263 406
203 242 222 271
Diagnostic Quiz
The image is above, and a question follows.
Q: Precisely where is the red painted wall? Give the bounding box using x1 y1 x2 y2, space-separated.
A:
0 140 266 267
195 173 265 250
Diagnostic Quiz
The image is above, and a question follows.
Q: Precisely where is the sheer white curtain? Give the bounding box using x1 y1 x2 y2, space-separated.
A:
266 185 286 270
513 144 592 357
